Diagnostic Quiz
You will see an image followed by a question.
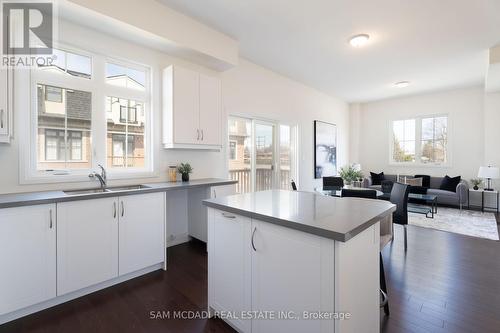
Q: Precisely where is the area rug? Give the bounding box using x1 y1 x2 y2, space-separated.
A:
408 207 499 240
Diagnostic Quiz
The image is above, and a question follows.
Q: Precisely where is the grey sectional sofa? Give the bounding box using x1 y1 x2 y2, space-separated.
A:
363 174 468 208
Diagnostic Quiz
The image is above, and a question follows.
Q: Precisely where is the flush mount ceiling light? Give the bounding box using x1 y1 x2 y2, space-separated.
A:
349 34 370 47
394 81 410 88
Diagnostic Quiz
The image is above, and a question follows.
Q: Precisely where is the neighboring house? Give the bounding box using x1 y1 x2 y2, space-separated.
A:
228 119 250 171
37 75 145 171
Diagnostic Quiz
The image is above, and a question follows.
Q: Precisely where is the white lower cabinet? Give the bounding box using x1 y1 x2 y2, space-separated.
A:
57 197 119 295
251 220 335 333
0 204 56 315
119 192 165 275
57 193 166 295
208 208 379 333
208 208 252 333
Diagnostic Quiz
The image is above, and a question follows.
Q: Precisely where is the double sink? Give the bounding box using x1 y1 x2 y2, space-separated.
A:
63 185 151 196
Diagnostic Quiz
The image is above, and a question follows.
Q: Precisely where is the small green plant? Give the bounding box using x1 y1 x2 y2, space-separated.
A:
177 163 193 175
339 166 364 185
470 178 482 190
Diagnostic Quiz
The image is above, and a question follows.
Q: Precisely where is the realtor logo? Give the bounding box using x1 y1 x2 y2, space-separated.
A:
2 1 53 55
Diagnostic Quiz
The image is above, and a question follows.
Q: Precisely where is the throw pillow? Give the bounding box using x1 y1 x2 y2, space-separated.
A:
404 177 423 187
414 174 431 188
439 175 461 193
370 172 385 185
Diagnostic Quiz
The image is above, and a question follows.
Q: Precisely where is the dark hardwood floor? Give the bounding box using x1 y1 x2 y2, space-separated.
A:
1 215 500 333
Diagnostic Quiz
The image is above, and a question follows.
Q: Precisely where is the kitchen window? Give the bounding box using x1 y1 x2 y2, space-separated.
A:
27 45 152 182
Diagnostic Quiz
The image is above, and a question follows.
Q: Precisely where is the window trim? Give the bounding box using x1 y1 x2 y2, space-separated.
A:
389 114 451 167
20 42 155 184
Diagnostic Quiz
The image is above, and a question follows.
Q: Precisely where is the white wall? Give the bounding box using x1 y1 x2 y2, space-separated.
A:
352 86 485 182
484 91 500 189
0 20 349 195
222 59 350 191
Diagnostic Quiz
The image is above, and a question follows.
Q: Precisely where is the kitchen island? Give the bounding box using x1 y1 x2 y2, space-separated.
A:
203 190 396 333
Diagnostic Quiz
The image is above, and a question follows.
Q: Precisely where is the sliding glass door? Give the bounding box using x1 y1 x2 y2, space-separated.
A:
228 116 297 193
255 121 276 191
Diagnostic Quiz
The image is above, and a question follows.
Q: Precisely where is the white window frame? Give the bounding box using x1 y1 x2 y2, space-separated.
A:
227 115 299 192
20 43 154 184
389 114 450 167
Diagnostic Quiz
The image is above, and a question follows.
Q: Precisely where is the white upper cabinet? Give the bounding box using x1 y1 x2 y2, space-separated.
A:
163 65 222 150
199 73 221 145
0 67 12 143
0 204 56 315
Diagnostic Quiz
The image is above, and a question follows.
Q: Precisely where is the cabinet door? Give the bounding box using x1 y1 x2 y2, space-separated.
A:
251 220 335 333
199 73 221 145
0 204 56 315
118 193 165 276
0 68 8 137
57 198 119 295
208 208 251 333
173 66 200 144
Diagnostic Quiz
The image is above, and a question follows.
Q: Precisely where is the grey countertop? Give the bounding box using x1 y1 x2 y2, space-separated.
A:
0 178 237 209
203 190 396 242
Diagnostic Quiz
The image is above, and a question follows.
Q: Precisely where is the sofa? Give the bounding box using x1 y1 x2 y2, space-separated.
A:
363 174 468 208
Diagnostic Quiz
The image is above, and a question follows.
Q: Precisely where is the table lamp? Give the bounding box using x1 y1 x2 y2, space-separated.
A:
478 166 500 191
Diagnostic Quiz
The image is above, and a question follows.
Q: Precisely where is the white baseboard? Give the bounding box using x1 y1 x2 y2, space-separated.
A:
0 263 163 325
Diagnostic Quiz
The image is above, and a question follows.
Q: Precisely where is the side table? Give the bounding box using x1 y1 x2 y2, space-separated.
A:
468 189 499 212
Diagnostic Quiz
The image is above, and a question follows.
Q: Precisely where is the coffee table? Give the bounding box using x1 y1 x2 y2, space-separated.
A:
378 192 438 218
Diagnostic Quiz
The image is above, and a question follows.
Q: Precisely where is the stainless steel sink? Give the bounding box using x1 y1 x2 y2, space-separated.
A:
64 188 111 195
106 185 151 192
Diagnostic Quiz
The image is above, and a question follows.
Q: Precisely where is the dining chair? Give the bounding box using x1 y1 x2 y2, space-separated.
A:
389 182 410 251
323 176 344 190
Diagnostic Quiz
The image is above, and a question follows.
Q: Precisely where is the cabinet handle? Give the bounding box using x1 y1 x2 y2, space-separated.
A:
0 109 4 129
121 201 124 217
197 129 200 140
221 212 236 219
251 227 257 251
49 209 53 229
113 202 117 218
213 189 217 198
201 129 204 141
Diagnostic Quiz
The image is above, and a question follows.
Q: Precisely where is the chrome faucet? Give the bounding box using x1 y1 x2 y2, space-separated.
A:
89 164 107 188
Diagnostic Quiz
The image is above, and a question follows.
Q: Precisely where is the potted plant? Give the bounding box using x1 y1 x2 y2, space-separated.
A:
177 163 193 182
470 178 483 191
339 165 364 186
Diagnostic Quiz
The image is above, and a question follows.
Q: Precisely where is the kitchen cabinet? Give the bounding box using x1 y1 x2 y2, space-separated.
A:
251 220 335 333
58 193 166 294
57 197 119 295
162 65 222 150
188 184 235 243
0 67 13 143
208 208 252 333
208 206 380 333
0 204 56 315
118 192 165 276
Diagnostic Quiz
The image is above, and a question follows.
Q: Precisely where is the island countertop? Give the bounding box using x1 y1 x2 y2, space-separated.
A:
203 189 396 242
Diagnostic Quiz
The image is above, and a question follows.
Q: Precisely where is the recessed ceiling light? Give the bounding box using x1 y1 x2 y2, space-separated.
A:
349 34 370 47
394 81 410 88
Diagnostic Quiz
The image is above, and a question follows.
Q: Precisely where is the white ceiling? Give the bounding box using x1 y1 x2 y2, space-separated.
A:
157 0 500 103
